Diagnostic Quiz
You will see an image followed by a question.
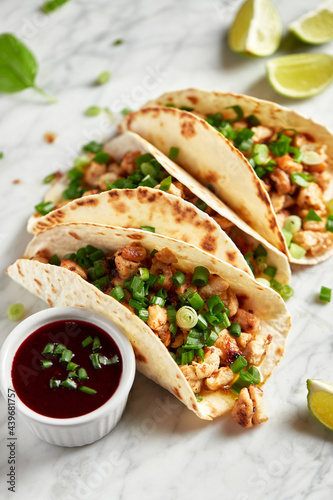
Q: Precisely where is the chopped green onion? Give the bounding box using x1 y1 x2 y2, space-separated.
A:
176 306 198 329
206 330 218 347
229 323 241 338
60 349 72 364
165 103 175 108
85 106 102 117
92 275 110 290
255 255 267 267
89 249 105 262
291 172 310 187
82 142 103 154
195 394 203 403
288 146 303 163
247 366 260 385
246 114 260 127
280 285 294 300
157 274 166 285
43 172 57 184
206 295 224 315
98 354 119 365
138 309 149 322
41 0 70 13
172 271 186 287
73 154 91 168
54 343 66 355
283 216 302 234
264 266 277 278
159 175 172 192
305 209 322 222
319 286 331 303
49 378 61 389
49 254 61 267
96 70 111 85
35 201 56 215
252 144 269 165
0 152 4 159
195 199 208 212
192 266 210 287
230 356 247 373
167 304 176 323
78 367 88 381
196 313 208 331
41 360 53 369
92 337 101 352
67 361 79 371
61 378 77 389
139 267 150 281
113 39 124 46
42 343 55 356
68 371 78 378
93 151 110 164
289 242 306 260
326 214 333 233
140 225 155 233
188 292 205 310
79 386 97 395
230 370 254 395
169 147 179 160
149 296 166 307
253 244 267 258
82 336 93 348
256 277 271 287
63 252 76 261
282 228 293 247
218 312 231 329
326 199 333 215
225 105 243 121
90 353 102 369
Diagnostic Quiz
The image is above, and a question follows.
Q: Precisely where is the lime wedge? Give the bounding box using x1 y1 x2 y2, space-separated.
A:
289 1 333 44
307 379 333 431
266 53 333 98
228 0 282 56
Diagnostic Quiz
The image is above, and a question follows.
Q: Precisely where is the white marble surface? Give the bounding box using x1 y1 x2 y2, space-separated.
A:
1 0 333 498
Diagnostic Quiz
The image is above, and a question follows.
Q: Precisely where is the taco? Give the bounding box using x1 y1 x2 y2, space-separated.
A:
7 223 291 427
126 89 333 265
30 131 291 288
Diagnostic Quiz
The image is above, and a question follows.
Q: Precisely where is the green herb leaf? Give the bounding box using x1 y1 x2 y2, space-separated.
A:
42 0 71 14
121 107 132 115
0 152 3 159
85 106 102 117
0 33 56 102
96 71 111 85
113 39 124 46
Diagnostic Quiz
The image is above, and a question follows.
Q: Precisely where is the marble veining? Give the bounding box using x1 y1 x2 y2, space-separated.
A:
1 1 333 499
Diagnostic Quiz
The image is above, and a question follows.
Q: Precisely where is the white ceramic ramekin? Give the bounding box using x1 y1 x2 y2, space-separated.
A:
0 307 135 447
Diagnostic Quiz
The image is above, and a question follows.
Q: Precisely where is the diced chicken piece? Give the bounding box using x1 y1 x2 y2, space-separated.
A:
231 309 261 334
215 329 241 365
231 385 268 428
294 133 312 148
275 154 303 175
292 230 333 257
118 150 142 175
192 346 221 379
147 305 170 346
175 273 197 295
169 329 186 348
220 288 239 317
98 172 119 190
302 219 326 232
199 274 229 300
311 171 331 191
276 210 290 229
32 249 51 264
233 120 249 131
251 126 273 143
262 178 272 192
81 189 99 197
283 195 295 209
211 214 235 232
180 365 203 394
236 332 253 350
83 161 107 187
242 334 272 366
60 259 88 280
296 183 326 213
270 168 291 195
205 366 235 390
270 192 286 212
154 248 178 265
114 243 147 280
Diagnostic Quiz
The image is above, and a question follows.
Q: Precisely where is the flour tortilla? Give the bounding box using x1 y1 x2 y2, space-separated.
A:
30 131 290 284
139 89 333 265
7 223 291 420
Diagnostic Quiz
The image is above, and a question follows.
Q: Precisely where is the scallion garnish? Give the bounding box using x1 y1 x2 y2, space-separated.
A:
176 306 198 329
205 330 218 347
7 303 25 322
92 336 101 352
192 266 210 287
188 292 205 310
319 286 331 303
54 343 66 355
68 371 78 378
67 361 79 371
82 141 103 153
60 349 73 364
289 242 306 260
195 198 208 212
230 356 247 374
35 201 56 215
42 343 55 356
283 215 302 234
252 144 269 165
172 271 186 287
85 106 102 117
225 105 243 121
43 172 57 184
169 147 179 160
138 309 149 322
96 70 111 85
229 323 241 337
305 209 322 222
326 214 333 233
61 378 78 389
81 336 93 348
78 367 88 381
264 266 277 278
41 360 53 369
49 378 61 389
282 228 293 247
157 274 166 285
206 295 224 315
90 353 102 369
159 175 172 192
49 254 61 266
79 386 97 395
140 225 155 233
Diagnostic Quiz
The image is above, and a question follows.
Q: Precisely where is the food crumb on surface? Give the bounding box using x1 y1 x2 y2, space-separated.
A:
43 132 57 144
12 179 21 184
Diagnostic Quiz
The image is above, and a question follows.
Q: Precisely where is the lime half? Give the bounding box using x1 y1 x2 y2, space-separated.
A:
228 0 282 56
307 379 333 431
289 1 333 44
266 53 333 98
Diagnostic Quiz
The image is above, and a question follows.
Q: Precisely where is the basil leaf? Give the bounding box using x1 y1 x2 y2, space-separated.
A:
0 34 55 102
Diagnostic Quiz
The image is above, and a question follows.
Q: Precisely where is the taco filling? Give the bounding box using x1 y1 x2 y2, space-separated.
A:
166 104 333 259
33 241 270 428
35 143 291 296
